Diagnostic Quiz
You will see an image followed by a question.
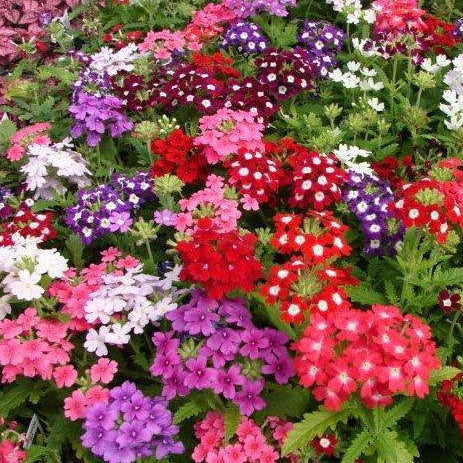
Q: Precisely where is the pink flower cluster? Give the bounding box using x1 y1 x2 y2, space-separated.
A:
5 122 51 161
172 175 241 234
293 305 440 411
372 0 427 39
0 308 76 387
194 108 265 164
192 412 282 463
139 3 235 60
64 357 117 421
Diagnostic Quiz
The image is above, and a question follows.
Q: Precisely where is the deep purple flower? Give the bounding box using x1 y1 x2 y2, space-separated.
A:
221 21 269 55
261 356 295 384
240 328 270 359
212 365 245 399
185 356 213 390
161 368 190 400
206 328 241 355
235 379 266 416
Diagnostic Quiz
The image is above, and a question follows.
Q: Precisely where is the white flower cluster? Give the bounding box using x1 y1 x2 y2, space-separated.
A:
21 139 91 200
329 61 384 91
0 235 68 309
332 144 374 176
421 54 451 74
84 265 185 356
89 43 142 77
440 55 463 130
324 0 376 24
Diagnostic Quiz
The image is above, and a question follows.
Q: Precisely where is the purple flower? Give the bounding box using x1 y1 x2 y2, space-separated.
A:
184 356 213 390
221 21 269 55
240 328 270 359
261 356 295 384
162 369 190 400
82 382 183 463
150 350 181 378
183 306 219 336
212 365 245 399
206 328 241 355
235 379 266 416
154 209 176 226
109 211 133 232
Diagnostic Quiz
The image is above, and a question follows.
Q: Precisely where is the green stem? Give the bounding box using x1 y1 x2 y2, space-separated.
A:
145 239 155 268
447 310 461 361
416 88 423 108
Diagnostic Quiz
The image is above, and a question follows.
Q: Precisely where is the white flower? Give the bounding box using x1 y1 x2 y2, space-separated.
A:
0 296 12 321
8 270 44 301
106 323 131 345
85 327 110 357
347 61 361 72
35 249 68 278
90 44 142 77
367 97 385 112
152 297 177 319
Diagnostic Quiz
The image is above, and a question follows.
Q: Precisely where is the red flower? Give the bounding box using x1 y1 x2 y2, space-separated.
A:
177 218 263 299
150 129 209 184
311 434 338 456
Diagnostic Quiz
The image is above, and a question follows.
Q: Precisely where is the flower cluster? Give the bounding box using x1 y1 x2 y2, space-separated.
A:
172 175 241 234
343 172 404 255
65 172 155 244
21 138 91 200
0 235 67 303
151 290 294 415
176 218 263 299
0 308 76 387
150 129 209 184
192 412 292 463
221 21 269 54
293 305 440 410
5 122 51 162
261 212 355 323
83 256 183 357
70 92 133 147
0 418 27 463
437 376 463 438
224 0 296 18
0 200 57 247
194 108 265 164
81 381 184 463
390 178 463 244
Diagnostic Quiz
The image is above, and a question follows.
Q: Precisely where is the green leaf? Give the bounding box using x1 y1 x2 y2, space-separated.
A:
223 405 241 442
65 234 84 270
342 430 371 463
99 135 118 163
429 366 461 386
384 398 415 427
0 119 17 147
282 407 352 456
347 284 387 305
258 385 310 418
24 445 58 463
376 431 418 463
173 402 202 425
0 381 48 418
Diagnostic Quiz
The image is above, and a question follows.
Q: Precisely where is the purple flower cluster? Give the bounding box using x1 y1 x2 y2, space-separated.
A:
81 381 184 463
224 0 296 18
297 21 345 78
298 21 346 54
453 18 463 38
343 172 405 256
221 21 269 55
66 172 155 244
150 290 294 416
69 91 133 147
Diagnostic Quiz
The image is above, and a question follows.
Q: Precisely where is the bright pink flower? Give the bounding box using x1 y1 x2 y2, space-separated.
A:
85 385 109 405
90 358 118 384
64 389 87 420
53 365 78 388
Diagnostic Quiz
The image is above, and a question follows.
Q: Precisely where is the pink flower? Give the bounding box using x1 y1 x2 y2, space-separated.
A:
53 365 78 388
5 144 25 162
64 389 87 421
90 358 118 384
101 247 121 263
240 194 259 211
85 385 109 405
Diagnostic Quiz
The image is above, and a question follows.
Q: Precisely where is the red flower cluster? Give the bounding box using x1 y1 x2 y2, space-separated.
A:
261 212 355 323
391 178 463 243
293 305 440 410
224 148 286 205
103 24 143 49
150 129 209 184
0 201 56 246
437 376 463 438
266 138 347 210
177 218 263 299
372 155 417 189
255 48 315 101
421 15 460 52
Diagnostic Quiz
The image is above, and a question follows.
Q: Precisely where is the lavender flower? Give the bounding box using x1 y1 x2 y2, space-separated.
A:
453 18 463 38
224 0 296 18
343 172 404 256
81 381 184 463
221 22 269 55
69 91 133 147
150 289 295 415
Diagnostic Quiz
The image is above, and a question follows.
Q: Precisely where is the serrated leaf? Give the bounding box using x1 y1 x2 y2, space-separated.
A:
347 284 387 305
0 381 48 417
429 366 461 386
65 234 84 270
258 385 310 418
24 445 58 463
173 402 202 425
0 119 17 147
282 407 352 456
224 405 241 442
384 398 414 426
342 430 371 463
